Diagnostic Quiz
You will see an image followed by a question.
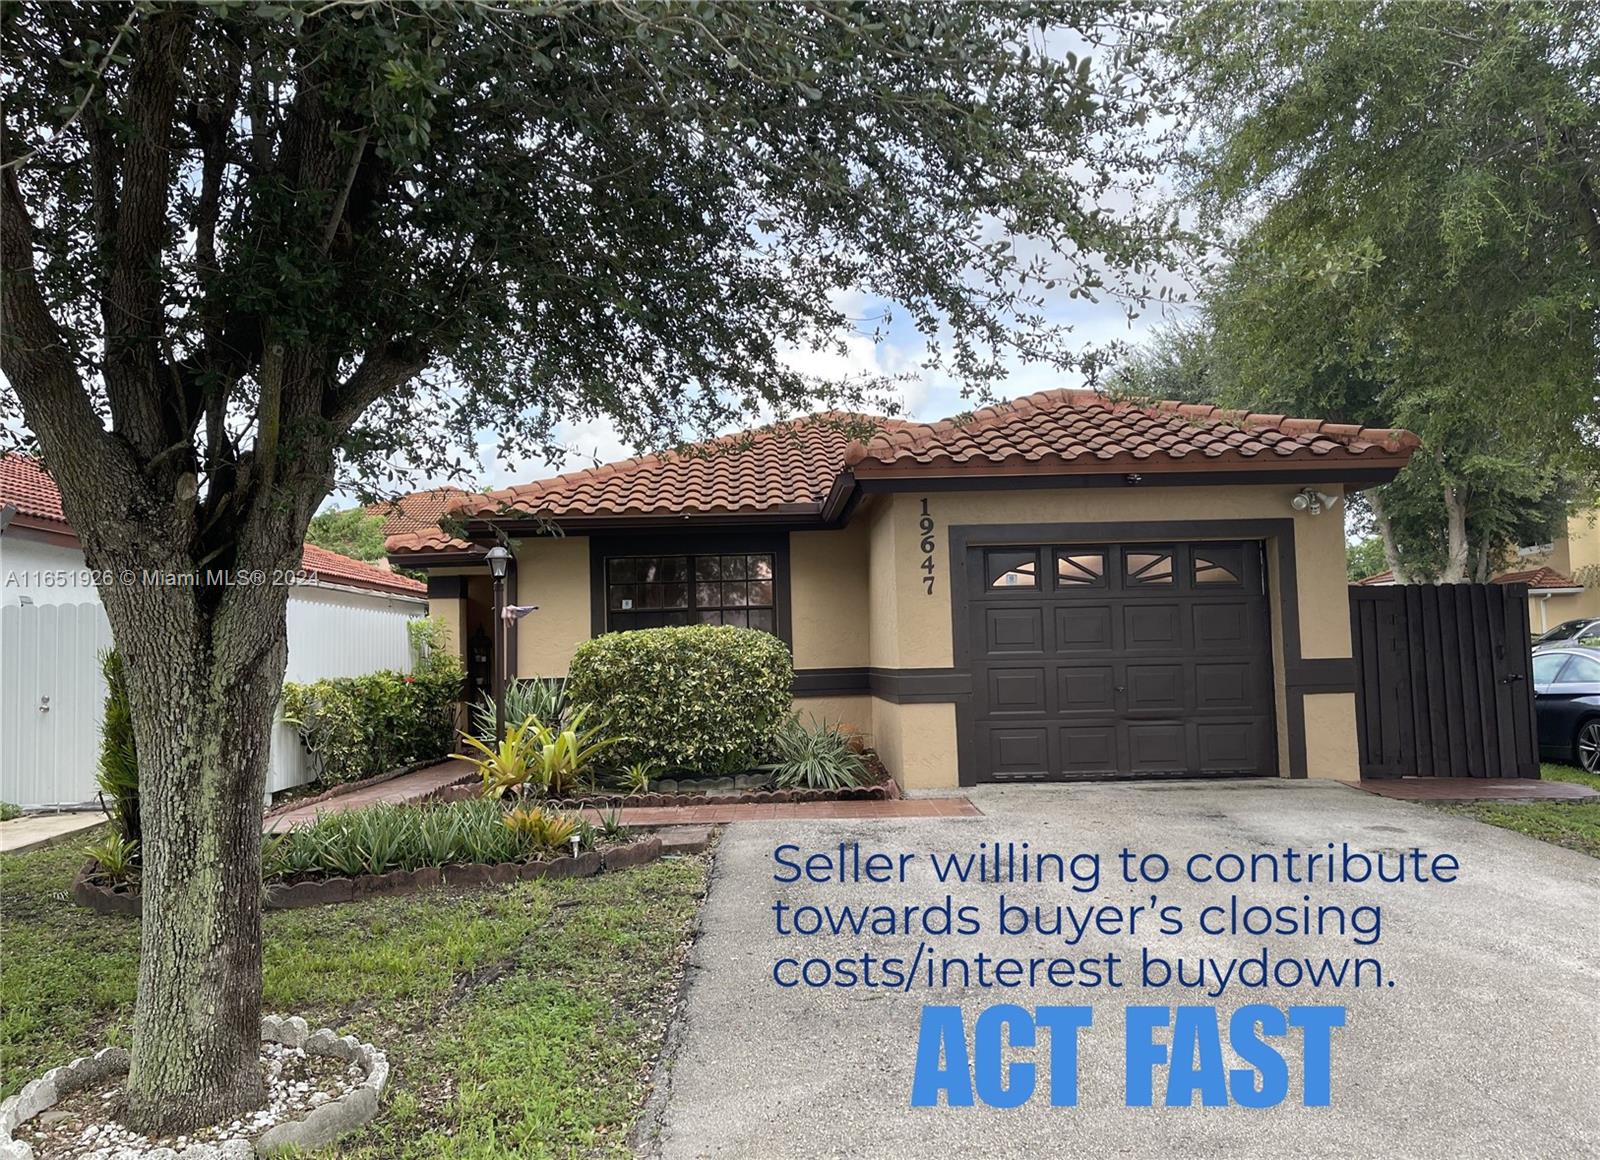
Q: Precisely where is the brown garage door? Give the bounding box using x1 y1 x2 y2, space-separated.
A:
966 541 1276 781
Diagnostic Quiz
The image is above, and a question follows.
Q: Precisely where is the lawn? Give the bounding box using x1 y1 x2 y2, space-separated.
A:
1433 762 1600 858
0 836 708 1158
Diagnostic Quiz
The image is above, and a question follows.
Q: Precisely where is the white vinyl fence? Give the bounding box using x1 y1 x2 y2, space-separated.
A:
1 585 425 809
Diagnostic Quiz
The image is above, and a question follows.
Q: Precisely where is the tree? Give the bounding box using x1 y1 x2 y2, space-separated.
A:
0 1 1174 1130
1346 536 1386 583
1165 0 1600 581
306 507 388 562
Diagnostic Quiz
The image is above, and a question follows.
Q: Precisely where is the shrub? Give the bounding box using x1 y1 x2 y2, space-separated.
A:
470 677 567 740
95 650 140 844
567 625 793 773
761 716 868 790
0 802 21 822
282 619 464 784
260 799 602 880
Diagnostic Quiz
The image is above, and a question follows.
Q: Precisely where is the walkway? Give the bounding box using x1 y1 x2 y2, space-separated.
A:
264 759 474 831
0 812 104 854
1354 776 1598 802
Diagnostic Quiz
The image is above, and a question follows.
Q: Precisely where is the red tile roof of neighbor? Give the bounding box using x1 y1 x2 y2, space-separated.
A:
385 391 1419 555
1357 566 1583 590
1 454 424 597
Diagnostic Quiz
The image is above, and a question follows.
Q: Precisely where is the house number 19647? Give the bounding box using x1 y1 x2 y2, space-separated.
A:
919 498 936 595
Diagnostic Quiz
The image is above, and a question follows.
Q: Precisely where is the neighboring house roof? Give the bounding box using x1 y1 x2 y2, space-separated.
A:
0 453 69 527
0 454 423 597
1357 566 1583 592
364 486 471 537
387 390 1420 557
845 389 1418 477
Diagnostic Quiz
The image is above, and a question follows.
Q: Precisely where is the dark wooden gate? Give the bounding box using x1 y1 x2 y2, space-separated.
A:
1348 584 1538 778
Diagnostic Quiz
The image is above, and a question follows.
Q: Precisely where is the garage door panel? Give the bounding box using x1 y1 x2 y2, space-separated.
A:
1054 605 1113 651
985 607 1045 654
1058 665 1116 712
1058 725 1118 774
985 726 1050 778
1125 722 1188 771
969 539 1275 782
989 667 1047 715
1125 663 1185 711
1124 604 1183 650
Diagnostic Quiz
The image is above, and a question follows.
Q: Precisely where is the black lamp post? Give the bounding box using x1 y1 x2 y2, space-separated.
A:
486 545 512 740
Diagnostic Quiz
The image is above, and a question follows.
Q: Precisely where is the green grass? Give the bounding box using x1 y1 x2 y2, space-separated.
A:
0 837 708 1157
1433 762 1600 859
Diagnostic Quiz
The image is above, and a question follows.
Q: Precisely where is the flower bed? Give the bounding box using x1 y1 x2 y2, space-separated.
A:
73 837 663 917
0 1016 387 1158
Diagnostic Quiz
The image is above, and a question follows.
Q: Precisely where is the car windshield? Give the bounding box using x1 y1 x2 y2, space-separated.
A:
1536 620 1593 644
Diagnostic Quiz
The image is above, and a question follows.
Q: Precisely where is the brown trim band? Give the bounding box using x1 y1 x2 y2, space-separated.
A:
792 667 973 703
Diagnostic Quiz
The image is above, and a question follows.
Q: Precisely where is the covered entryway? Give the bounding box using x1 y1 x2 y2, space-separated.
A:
964 540 1275 781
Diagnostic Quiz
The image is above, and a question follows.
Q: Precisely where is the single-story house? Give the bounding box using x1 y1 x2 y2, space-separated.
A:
1357 507 1598 635
1 454 428 807
387 389 1418 788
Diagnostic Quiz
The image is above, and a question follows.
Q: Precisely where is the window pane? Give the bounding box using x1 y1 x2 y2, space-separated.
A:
748 554 774 580
1126 550 1174 585
723 581 749 607
695 556 721 581
748 609 775 633
1560 655 1600 683
721 554 748 579
1533 653 1567 683
608 585 635 611
1055 552 1105 586
609 558 637 583
723 609 749 627
696 610 722 625
1193 547 1243 585
660 556 688 582
986 550 1037 589
662 582 689 610
639 584 664 609
696 581 721 608
747 579 774 607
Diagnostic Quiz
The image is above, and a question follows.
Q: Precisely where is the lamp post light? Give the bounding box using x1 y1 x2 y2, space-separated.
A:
486 545 512 740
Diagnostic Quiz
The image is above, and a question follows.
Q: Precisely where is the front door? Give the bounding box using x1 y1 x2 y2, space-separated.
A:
966 541 1276 781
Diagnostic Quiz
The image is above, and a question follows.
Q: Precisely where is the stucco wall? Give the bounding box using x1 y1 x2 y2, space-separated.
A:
791 693 873 737
1302 693 1361 783
791 524 870 669
514 536 592 678
871 698 959 791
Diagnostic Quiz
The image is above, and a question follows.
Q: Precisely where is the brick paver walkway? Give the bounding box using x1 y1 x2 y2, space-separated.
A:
265 759 474 831
262 757 981 831
1353 776 1598 803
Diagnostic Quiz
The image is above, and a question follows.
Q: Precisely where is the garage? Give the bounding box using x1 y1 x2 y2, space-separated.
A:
964 539 1276 781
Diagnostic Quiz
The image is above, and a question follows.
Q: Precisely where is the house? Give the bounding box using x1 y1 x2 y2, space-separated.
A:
365 485 472 539
387 389 1418 788
1356 507 1598 635
1 454 428 808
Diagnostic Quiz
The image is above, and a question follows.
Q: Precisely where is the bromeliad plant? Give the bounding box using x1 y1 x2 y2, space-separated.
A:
461 705 622 800
761 716 869 791
458 716 544 800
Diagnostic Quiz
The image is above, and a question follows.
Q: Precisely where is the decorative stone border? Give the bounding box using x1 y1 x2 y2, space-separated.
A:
0 1016 387 1159
72 838 664 918
427 781 900 810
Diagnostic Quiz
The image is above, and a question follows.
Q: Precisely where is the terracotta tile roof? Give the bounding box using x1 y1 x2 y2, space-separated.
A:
298 543 425 596
845 389 1419 476
0 453 69 525
2 454 422 597
387 416 901 552
365 486 472 538
1357 566 1583 591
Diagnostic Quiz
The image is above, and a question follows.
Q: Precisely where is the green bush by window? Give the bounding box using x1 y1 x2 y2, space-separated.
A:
282 618 464 784
566 624 793 774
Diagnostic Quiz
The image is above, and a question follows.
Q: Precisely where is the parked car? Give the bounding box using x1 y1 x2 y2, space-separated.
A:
1532 646 1600 773
1532 617 1600 652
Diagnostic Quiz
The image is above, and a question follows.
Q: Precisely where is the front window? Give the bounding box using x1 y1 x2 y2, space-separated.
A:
607 553 776 633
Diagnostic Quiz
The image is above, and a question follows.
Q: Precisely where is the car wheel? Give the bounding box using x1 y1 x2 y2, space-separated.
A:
1578 719 1600 774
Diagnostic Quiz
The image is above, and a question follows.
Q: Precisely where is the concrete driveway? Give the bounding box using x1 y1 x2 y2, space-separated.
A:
645 779 1600 1159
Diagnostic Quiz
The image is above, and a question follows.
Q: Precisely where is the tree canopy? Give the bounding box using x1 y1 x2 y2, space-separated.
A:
1152 0 1600 581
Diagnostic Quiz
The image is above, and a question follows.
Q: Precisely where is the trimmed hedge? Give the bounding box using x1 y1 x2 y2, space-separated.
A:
567 624 792 773
282 659 462 784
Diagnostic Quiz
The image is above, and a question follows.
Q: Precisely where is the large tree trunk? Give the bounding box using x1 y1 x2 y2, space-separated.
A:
1369 488 1410 583
103 565 294 1132
1440 483 1471 584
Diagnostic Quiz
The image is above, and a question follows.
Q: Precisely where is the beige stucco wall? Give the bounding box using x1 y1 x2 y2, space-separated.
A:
426 595 466 661
871 698 959 791
513 536 591 678
1303 693 1361 783
790 524 871 669
791 693 874 738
